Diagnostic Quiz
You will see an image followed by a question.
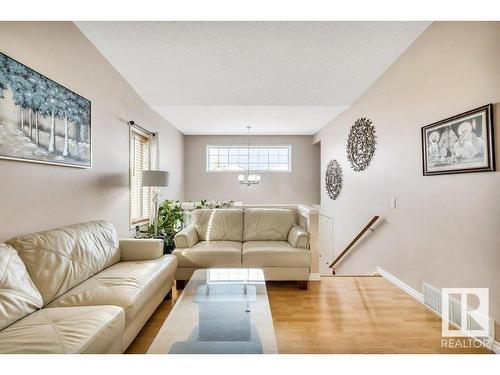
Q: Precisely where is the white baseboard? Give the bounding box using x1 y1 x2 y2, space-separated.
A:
309 273 321 281
493 340 500 354
371 266 498 354
370 266 424 303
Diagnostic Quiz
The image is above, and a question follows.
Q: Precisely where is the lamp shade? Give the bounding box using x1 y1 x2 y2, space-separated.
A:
142 170 169 187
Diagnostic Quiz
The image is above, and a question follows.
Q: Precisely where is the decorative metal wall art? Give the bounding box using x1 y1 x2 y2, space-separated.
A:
346 117 376 171
325 159 343 200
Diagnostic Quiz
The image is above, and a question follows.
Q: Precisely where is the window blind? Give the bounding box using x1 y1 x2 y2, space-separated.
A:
130 128 151 226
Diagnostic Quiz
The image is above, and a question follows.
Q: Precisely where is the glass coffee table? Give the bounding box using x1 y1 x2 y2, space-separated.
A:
147 268 278 354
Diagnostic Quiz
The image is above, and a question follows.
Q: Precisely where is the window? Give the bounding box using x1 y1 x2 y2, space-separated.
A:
206 145 291 172
129 127 151 227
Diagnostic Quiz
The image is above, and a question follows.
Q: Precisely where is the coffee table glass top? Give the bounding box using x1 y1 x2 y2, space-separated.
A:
147 268 278 354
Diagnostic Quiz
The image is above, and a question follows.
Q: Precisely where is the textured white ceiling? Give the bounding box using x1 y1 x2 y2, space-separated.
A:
151 105 347 135
76 21 430 134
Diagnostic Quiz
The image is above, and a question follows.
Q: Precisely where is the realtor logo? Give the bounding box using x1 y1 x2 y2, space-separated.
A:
441 288 489 338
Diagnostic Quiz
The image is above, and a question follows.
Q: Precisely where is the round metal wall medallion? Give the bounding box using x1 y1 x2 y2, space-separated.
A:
346 117 377 171
325 160 343 200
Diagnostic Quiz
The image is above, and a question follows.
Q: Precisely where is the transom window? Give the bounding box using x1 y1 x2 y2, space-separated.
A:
207 145 291 172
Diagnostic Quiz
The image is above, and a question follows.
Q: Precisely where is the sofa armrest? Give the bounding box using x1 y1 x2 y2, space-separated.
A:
174 224 199 248
119 239 163 261
288 225 310 249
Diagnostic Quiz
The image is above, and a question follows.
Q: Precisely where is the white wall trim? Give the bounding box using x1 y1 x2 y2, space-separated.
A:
309 273 321 281
298 204 320 216
370 266 424 303
371 266 498 354
319 212 333 219
493 340 500 354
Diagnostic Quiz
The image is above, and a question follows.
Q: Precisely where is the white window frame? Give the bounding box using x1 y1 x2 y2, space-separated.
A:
205 145 292 173
129 126 152 229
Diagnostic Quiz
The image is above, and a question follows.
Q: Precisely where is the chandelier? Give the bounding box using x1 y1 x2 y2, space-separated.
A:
238 126 261 187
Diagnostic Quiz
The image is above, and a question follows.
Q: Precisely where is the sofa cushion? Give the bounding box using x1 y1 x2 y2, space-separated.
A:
0 305 124 354
173 241 242 268
242 241 311 267
7 221 120 305
243 209 298 241
47 255 176 325
0 243 43 330
193 209 243 241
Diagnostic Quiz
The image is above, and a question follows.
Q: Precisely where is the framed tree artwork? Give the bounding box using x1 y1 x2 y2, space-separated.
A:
421 104 495 176
0 52 91 168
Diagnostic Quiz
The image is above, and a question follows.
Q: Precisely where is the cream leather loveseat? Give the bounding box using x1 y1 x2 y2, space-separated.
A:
173 208 310 289
0 221 177 354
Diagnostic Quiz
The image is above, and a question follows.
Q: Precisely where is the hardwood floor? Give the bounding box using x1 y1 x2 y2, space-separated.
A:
126 276 492 354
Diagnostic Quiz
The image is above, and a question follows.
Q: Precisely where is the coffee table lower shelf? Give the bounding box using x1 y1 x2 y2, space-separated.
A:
147 268 278 354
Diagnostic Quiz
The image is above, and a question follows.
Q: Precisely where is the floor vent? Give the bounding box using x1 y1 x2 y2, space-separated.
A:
423 282 484 331
423 282 442 315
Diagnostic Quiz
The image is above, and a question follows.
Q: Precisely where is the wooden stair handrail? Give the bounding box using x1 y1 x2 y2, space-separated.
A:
329 216 380 272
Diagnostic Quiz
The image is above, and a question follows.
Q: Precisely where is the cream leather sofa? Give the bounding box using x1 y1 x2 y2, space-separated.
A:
173 208 310 288
0 221 177 354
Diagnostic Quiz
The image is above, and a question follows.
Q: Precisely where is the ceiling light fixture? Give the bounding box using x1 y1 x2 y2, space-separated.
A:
238 126 260 187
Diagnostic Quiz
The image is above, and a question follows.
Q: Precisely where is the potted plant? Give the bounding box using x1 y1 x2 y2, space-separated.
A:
194 200 234 209
148 199 184 253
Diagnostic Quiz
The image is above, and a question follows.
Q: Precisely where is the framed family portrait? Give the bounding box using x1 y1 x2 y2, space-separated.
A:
421 104 495 176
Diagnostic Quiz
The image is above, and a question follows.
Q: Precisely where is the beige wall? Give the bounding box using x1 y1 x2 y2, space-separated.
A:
0 22 184 241
184 135 320 204
315 22 500 335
